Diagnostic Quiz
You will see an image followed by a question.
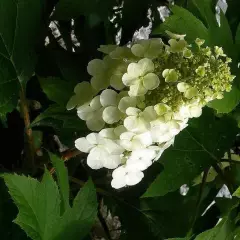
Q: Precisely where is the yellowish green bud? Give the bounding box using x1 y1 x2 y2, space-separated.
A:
154 103 170 116
162 69 178 82
183 49 192 58
177 82 189 92
168 39 187 53
214 46 226 58
196 66 206 77
195 38 205 46
184 87 198 99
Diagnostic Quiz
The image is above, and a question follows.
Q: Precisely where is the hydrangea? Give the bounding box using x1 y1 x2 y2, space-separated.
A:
69 32 234 189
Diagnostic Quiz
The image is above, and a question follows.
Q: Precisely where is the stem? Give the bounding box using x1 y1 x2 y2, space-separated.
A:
187 168 209 238
19 87 35 172
50 148 82 174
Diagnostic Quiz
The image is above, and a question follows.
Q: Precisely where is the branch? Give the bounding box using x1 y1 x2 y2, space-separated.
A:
50 148 82 174
19 87 35 172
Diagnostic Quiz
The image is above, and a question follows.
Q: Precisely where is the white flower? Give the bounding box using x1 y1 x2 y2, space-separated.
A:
122 58 160 96
120 131 152 151
87 59 110 91
77 96 105 131
126 147 158 171
150 118 183 144
100 89 126 124
168 39 187 53
75 133 124 169
99 126 126 140
67 82 96 110
124 106 157 133
111 165 144 189
179 103 202 118
131 39 163 59
109 60 128 90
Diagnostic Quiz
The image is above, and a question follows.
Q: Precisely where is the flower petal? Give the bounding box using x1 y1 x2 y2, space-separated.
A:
77 105 94 120
190 106 202 118
126 107 141 116
102 106 121 124
87 147 108 169
138 58 154 75
103 154 121 169
87 59 106 76
114 125 127 137
125 171 144 186
131 44 145 57
143 73 160 90
112 166 127 178
129 83 147 96
75 137 94 153
118 96 137 113
99 128 116 139
110 74 125 90
122 73 138 86
127 62 142 78
100 89 118 107
90 95 102 110
91 75 110 91
86 113 105 131
111 178 126 189
86 133 100 145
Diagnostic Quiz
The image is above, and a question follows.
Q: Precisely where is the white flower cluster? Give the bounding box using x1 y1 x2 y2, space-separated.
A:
68 33 234 189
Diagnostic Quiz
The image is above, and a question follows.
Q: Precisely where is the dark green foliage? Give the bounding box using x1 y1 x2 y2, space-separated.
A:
2 0 240 239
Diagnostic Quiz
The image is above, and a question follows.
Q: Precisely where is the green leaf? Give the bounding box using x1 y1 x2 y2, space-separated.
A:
3 171 61 240
39 77 75 107
3 171 97 240
233 187 240 198
53 0 114 21
235 22 240 58
142 108 238 198
190 0 217 29
153 5 209 44
0 0 43 116
209 11 234 57
154 2 235 58
73 179 97 221
207 85 240 113
51 179 98 240
166 238 186 240
194 218 235 240
49 152 70 213
106 184 215 239
0 178 28 240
